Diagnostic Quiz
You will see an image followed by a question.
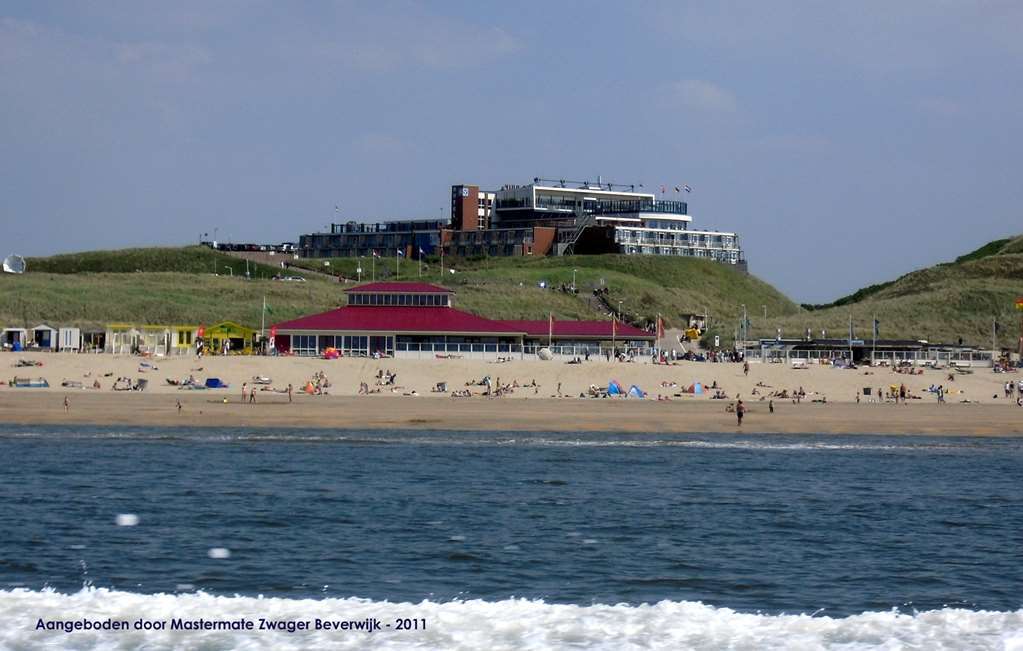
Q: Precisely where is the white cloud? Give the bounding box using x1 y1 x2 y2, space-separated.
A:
660 79 738 113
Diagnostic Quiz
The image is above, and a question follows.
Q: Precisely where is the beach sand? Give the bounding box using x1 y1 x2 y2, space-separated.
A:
1 352 1020 435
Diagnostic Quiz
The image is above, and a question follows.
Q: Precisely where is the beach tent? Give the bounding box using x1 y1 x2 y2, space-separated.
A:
627 385 645 398
607 380 623 396
31 324 58 350
693 382 703 395
204 377 228 389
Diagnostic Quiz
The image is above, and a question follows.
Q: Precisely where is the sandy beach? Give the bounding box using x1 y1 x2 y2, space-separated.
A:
1 352 1020 435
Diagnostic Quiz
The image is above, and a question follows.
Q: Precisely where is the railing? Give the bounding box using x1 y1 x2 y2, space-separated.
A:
387 342 657 360
744 347 995 367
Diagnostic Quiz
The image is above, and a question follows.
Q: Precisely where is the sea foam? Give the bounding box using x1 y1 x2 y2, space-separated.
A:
2 588 1021 650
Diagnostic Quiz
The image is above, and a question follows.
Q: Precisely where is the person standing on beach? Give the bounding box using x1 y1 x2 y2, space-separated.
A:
743 361 750 377
176 400 182 413
287 384 293 403
736 400 745 426
768 399 774 414
241 382 247 403
63 396 69 413
249 387 255 404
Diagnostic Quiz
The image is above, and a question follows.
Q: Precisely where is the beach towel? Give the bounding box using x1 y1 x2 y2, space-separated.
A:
693 382 703 395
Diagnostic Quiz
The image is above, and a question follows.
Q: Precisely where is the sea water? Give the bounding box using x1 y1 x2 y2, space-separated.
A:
0 426 1020 649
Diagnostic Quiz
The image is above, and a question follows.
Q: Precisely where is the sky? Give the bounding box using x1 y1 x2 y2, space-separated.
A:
1 1 1021 302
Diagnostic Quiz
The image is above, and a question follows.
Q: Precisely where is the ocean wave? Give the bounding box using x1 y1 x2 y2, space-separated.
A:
0 425 987 452
2 588 1020 650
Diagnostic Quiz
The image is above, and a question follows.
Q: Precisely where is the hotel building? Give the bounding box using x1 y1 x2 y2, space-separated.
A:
298 177 744 269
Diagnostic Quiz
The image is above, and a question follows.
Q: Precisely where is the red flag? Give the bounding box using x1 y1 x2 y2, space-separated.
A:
612 318 617 338
269 325 278 338
548 312 554 342
656 316 664 339
197 325 205 338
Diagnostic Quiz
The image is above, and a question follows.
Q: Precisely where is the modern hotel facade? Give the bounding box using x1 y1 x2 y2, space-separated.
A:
299 177 745 269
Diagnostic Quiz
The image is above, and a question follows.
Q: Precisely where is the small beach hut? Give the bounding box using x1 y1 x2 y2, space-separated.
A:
31 324 58 350
59 327 81 352
205 321 257 355
1 327 27 350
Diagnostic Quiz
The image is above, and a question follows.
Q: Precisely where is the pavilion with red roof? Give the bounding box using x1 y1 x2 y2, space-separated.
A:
271 282 653 357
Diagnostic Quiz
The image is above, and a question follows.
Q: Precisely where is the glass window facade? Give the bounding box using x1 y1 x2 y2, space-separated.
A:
348 293 449 307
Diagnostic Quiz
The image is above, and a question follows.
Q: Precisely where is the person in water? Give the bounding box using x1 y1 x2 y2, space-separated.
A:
736 399 745 426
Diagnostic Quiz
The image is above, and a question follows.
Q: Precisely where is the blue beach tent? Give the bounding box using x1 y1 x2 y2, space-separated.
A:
204 377 227 389
627 385 645 398
607 380 623 396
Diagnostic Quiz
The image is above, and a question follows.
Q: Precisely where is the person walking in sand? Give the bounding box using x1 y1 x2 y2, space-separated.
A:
63 396 69 413
241 382 247 403
249 387 255 404
736 399 745 426
176 400 182 413
743 361 750 377
287 384 293 403
768 399 774 414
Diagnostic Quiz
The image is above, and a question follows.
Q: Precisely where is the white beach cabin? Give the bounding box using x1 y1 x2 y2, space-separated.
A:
59 327 82 352
31 324 59 351
2 327 28 350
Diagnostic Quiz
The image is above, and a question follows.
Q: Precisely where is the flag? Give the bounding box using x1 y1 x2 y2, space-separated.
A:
548 312 554 342
873 319 880 338
419 247 424 255
683 184 692 193
612 317 617 338
660 185 666 194
372 250 379 258
656 316 664 340
265 303 274 315
674 186 681 193
397 249 405 257
1016 297 1023 311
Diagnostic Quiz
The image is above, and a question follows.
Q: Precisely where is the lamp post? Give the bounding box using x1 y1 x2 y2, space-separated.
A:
740 303 747 354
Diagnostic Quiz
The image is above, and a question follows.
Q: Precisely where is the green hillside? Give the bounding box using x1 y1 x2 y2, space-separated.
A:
25 246 286 279
289 253 802 328
4 240 1018 349
1 247 800 331
765 236 1023 349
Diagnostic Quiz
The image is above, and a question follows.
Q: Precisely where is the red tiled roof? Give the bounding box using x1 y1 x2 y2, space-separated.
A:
273 306 521 335
501 319 654 339
344 282 452 294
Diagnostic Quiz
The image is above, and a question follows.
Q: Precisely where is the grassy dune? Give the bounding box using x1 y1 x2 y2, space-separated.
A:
4 239 1020 350
766 238 1023 349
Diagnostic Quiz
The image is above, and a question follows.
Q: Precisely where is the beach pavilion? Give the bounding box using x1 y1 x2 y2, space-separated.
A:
271 281 654 358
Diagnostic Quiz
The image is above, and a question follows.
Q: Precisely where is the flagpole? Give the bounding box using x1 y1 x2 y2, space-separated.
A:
418 250 422 278
261 296 266 340
396 249 399 280
548 312 553 348
372 253 376 282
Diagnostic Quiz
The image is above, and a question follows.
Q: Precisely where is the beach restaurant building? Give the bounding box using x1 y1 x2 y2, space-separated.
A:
271 282 653 358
